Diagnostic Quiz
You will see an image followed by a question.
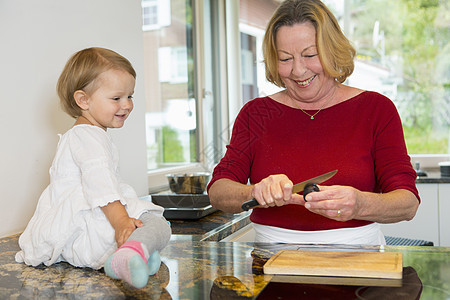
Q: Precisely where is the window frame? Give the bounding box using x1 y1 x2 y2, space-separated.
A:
146 0 221 193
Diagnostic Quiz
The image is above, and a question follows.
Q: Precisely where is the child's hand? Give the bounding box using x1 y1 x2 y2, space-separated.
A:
100 200 144 247
113 216 144 247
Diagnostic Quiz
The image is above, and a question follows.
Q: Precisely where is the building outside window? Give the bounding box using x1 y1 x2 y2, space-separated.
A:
142 0 171 31
142 0 196 177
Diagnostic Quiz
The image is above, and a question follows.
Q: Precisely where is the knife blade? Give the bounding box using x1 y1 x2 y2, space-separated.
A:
241 170 338 211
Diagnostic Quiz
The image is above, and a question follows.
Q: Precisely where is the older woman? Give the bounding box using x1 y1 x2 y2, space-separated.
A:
207 0 419 245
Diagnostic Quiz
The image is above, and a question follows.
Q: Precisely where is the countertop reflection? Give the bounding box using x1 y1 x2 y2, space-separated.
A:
1 234 450 299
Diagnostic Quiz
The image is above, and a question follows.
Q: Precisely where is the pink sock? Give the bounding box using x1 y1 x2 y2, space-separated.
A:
119 240 149 264
104 241 150 288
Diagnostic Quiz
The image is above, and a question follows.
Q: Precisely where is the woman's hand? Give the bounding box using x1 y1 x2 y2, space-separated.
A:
303 185 361 221
303 185 419 223
251 174 304 208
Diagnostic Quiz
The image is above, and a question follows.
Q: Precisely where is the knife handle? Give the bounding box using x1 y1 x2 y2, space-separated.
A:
303 183 319 201
241 198 259 211
242 183 319 210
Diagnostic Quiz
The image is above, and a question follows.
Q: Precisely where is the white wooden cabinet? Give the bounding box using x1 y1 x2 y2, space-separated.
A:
221 224 255 242
438 184 450 246
380 184 440 245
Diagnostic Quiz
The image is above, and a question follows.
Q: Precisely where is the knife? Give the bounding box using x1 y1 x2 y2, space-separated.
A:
241 170 338 211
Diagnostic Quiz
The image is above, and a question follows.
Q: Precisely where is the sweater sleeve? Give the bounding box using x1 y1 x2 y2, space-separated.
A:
371 94 420 202
207 102 254 190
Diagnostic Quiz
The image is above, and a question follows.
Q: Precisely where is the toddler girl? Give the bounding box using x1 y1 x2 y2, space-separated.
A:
15 47 171 289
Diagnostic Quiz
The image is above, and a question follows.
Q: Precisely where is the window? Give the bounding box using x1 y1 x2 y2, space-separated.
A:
142 0 171 31
158 47 189 83
142 0 199 188
239 0 283 103
323 0 449 157
142 0 219 191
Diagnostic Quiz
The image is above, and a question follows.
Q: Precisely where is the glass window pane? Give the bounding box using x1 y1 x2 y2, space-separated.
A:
239 0 449 155
142 0 197 170
239 0 282 102
324 0 449 155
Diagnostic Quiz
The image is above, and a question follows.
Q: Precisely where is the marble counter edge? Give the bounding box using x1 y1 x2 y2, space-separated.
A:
199 211 252 241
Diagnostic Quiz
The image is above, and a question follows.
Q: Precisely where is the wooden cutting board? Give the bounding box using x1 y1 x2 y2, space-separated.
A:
264 250 403 279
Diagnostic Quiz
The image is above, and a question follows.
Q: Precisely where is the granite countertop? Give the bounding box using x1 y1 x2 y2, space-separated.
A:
416 173 450 183
1 233 450 299
1 205 449 298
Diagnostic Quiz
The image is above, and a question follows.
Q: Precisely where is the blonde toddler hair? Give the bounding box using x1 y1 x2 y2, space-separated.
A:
57 47 136 118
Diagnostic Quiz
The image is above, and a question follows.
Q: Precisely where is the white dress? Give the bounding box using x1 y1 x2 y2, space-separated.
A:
15 125 164 270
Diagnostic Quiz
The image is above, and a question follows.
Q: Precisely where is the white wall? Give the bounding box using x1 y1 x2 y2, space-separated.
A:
0 0 148 237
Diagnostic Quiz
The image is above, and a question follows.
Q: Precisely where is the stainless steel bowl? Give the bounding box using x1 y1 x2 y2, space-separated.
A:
166 172 211 194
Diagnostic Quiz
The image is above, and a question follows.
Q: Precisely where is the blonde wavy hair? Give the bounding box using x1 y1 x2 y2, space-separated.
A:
263 0 355 86
57 47 136 118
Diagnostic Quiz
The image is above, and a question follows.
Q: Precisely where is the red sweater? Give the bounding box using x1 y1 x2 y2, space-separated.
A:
207 91 420 231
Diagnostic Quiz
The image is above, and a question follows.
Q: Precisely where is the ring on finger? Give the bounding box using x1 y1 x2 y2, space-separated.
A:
337 209 341 217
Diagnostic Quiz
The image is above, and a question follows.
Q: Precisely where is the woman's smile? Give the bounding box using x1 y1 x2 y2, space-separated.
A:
295 75 316 87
